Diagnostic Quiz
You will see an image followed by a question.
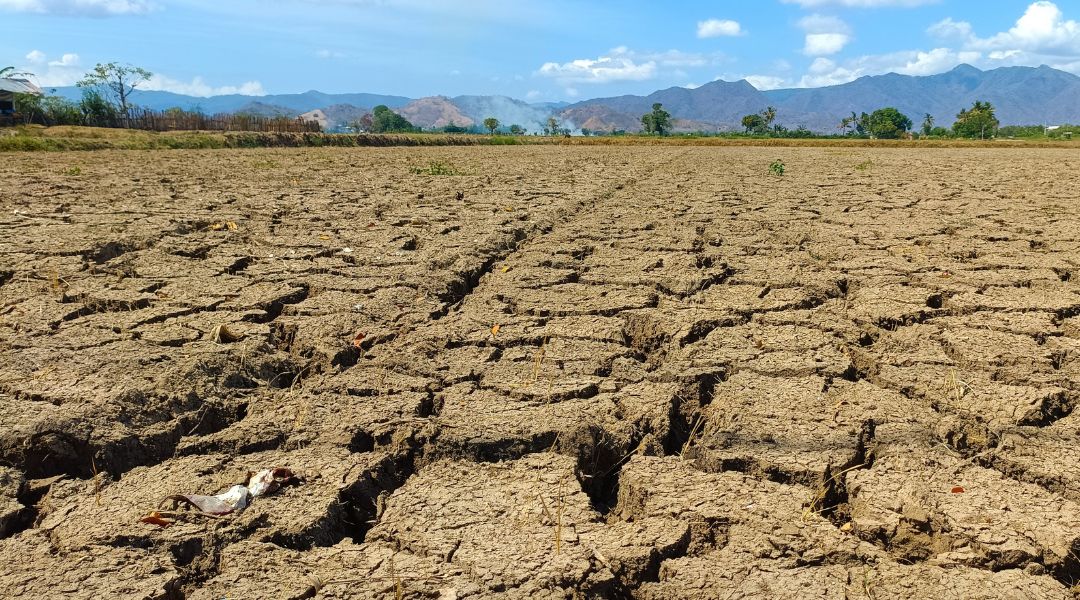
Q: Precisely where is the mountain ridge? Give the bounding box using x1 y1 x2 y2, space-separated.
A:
42 64 1080 133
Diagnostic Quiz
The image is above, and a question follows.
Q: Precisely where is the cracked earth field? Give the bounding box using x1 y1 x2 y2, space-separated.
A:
1 145 1080 599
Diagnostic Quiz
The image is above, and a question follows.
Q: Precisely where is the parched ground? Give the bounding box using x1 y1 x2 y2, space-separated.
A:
1 145 1079 599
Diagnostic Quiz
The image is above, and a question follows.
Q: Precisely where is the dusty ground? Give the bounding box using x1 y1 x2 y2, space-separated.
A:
1 145 1079 599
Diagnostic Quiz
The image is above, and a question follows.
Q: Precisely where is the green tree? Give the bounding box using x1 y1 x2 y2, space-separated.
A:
952 101 999 139
369 105 414 133
77 62 152 118
742 113 765 134
864 107 912 139
79 88 121 126
921 113 935 136
483 117 500 134
509 124 524 135
838 116 853 135
544 116 560 136
761 106 777 128
641 102 672 135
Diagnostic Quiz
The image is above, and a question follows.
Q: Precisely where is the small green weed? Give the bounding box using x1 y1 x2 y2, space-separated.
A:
855 159 874 171
769 159 785 176
64 166 82 176
410 160 460 176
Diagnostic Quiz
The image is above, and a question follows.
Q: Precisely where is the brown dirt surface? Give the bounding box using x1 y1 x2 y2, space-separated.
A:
1 145 1080 599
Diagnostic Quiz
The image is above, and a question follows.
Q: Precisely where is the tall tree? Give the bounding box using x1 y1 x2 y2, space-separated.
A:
369 105 414 133
743 113 765 134
545 116 560 136
641 103 672 135
483 117 500 134
953 101 999 139
761 106 777 128
921 113 935 136
839 116 854 136
77 62 152 117
865 107 913 139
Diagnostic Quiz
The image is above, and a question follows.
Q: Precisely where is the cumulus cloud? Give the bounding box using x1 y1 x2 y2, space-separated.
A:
923 2 1080 73
143 75 266 97
927 17 973 41
804 33 851 55
799 14 851 56
744 75 789 90
697 19 743 38
538 55 655 84
48 52 80 67
0 0 156 16
788 1 1080 88
971 1 1079 55
537 47 722 84
12 50 83 86
797 48 982 87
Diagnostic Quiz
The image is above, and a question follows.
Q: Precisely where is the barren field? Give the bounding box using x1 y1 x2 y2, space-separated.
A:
2 145 1080 599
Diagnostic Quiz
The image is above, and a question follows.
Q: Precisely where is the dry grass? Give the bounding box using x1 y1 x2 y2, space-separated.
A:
4 125 1078 153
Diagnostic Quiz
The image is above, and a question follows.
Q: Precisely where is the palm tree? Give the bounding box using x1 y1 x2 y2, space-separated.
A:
839 116 854 135
922 113 934 136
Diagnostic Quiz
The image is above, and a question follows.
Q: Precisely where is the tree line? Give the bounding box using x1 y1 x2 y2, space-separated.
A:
0 62 1044 140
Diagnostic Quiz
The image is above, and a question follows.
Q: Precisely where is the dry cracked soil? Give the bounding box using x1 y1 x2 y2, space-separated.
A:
1 145 1080 599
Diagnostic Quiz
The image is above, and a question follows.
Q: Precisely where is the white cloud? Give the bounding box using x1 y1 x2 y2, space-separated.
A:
799 14 851 56
0 0 155 16
797 48 982 87
798 14 851 34
537 46 725 84
564 87 579 98
537 48 657 84
927 17 973 41
779 1 1080 89
143 75 266 97
804 33 851 55
697 19 743 38
972 1 1080 55
525 90 542 100
745 75 789 90
13 50 83 86
783 0 936 6
315 49 345 59
48 52 80 67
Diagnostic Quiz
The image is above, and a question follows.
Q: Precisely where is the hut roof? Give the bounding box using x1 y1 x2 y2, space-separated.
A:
0 79 43 95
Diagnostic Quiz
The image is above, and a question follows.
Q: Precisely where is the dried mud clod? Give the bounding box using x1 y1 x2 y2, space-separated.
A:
2 146 1080 598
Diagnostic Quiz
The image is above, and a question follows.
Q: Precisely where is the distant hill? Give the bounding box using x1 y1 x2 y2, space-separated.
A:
766 64 1080 131
47 87 409 114
38 64 1080 133
397 96 474 129
449 95 552 132
570 79 769 124
558 105 640 132
235 101 297 118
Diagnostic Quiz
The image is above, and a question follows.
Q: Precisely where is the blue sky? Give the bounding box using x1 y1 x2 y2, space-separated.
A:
3 0 1080 100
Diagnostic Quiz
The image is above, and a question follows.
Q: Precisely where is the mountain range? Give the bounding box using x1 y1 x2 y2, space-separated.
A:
46 64 1080 133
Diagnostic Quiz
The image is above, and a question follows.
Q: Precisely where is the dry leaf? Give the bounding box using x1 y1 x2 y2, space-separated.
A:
319 234 331 240
140 511 175 528
501 266 511 273
351 332 366 349
210 324 243 343
951 486 965 494
840 522 853 533
490 324 501 337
